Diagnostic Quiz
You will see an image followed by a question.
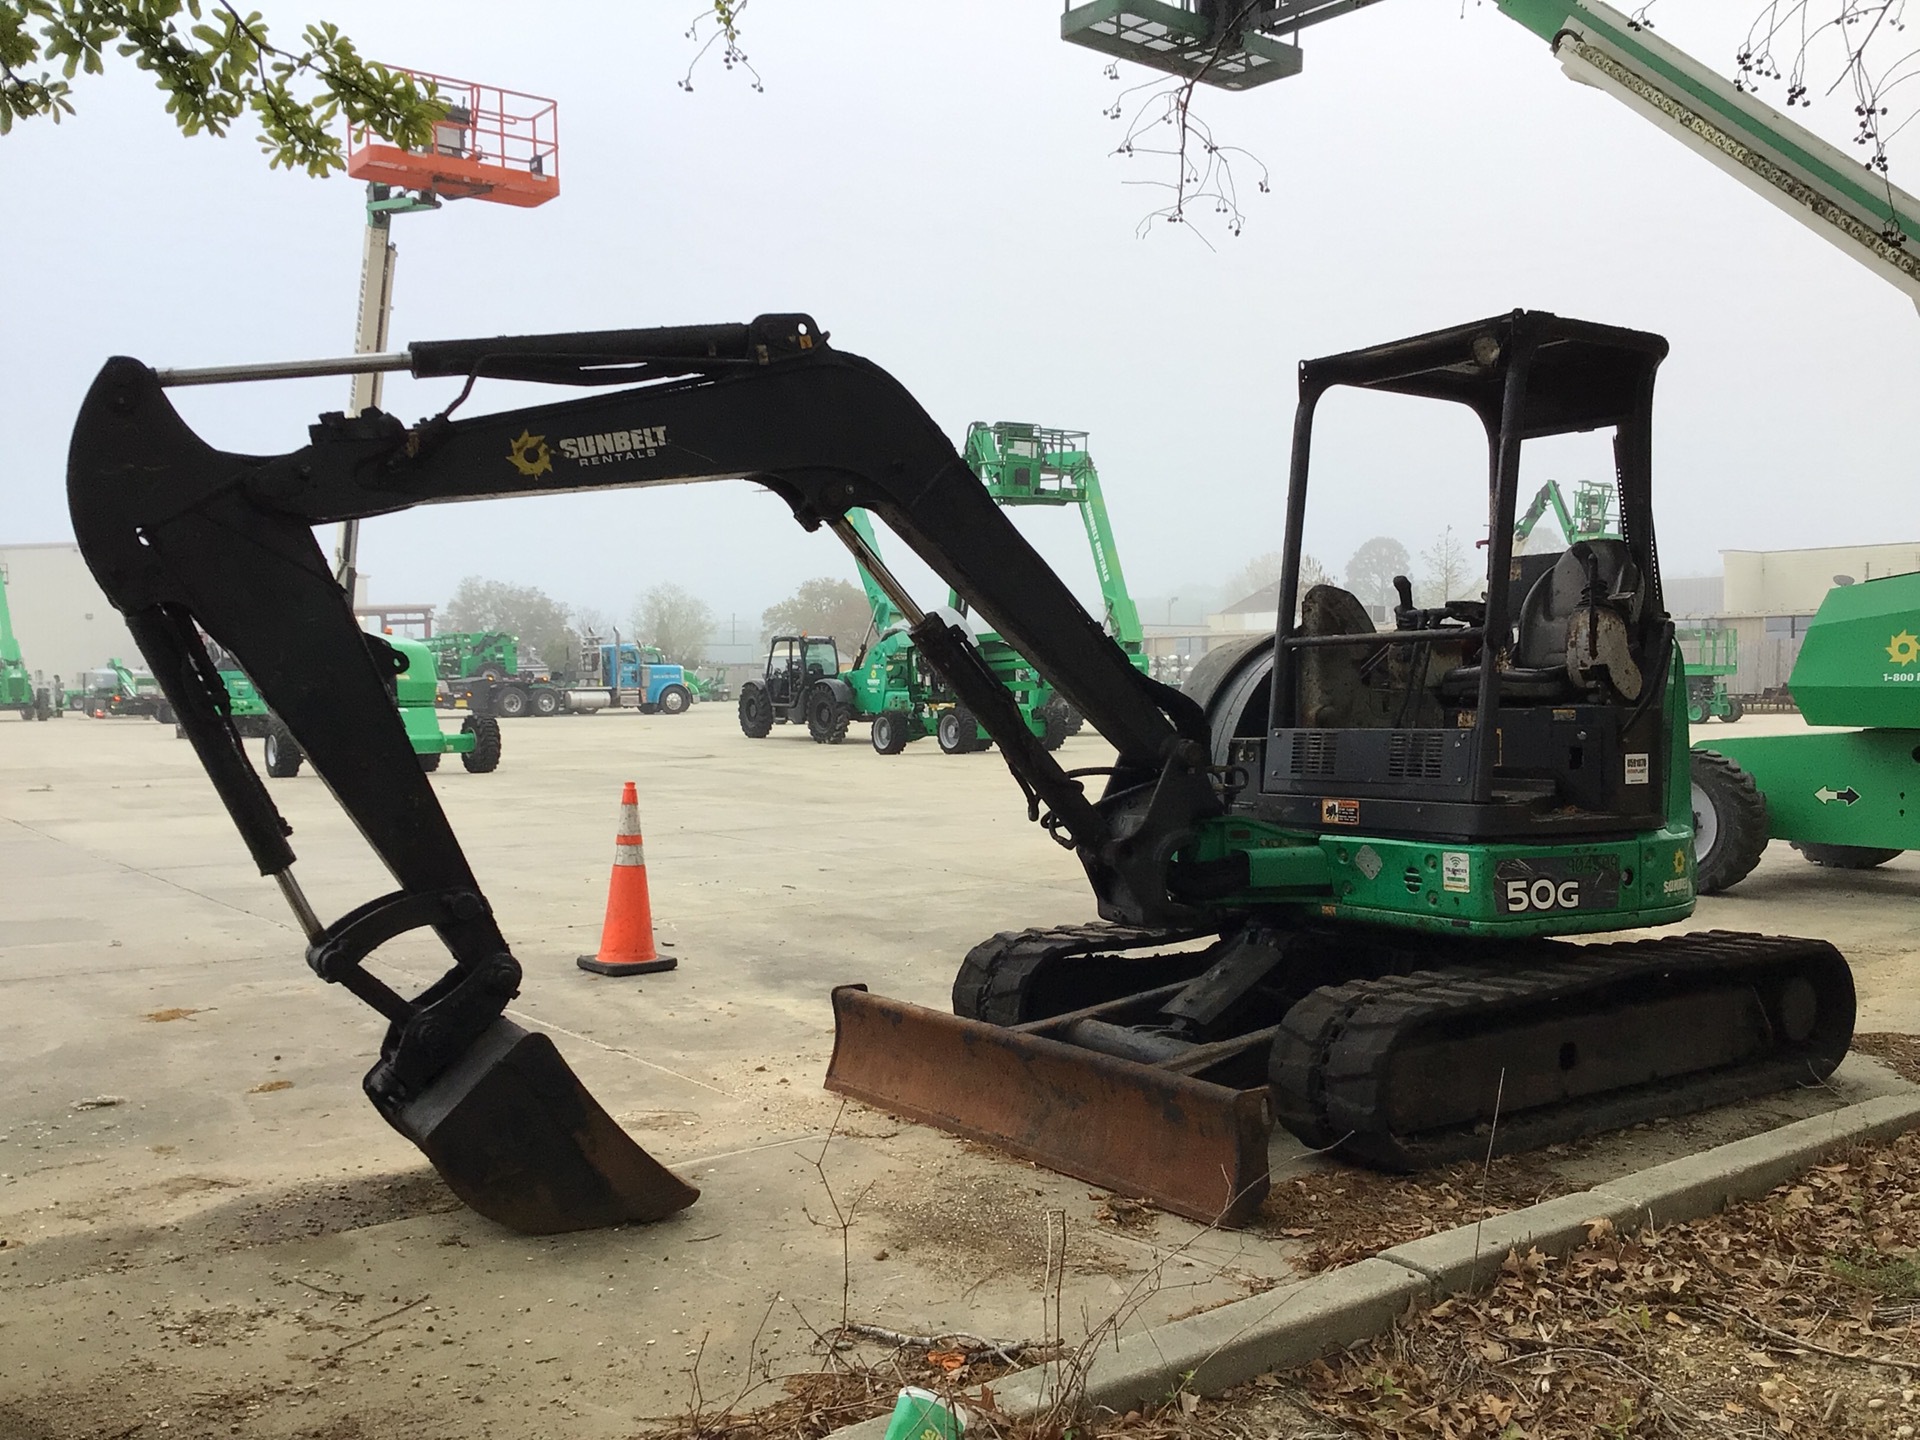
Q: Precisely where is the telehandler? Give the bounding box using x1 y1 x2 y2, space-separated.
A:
68 310 1851 1234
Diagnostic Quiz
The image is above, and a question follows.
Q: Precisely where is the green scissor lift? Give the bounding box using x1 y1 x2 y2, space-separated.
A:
1677 626 1741 724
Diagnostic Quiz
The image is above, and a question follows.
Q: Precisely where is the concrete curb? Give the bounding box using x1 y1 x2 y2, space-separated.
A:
824 1089 1920 1440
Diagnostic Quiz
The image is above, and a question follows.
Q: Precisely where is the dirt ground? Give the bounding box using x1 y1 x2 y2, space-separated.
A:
2 707 1916 1439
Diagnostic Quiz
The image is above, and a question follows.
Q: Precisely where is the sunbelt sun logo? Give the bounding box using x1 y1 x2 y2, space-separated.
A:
1888 629 1920 666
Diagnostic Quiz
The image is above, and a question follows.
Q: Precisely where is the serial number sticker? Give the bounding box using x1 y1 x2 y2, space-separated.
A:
1321 798 1361 827
1442 851 1471 893
1625 752 1650 785
1494 857 1622 914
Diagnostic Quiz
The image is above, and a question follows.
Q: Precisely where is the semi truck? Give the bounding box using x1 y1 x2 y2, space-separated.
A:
448 634 691 717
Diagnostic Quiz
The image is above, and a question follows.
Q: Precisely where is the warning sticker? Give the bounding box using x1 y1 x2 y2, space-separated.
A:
1320 798 1361 827
1442 851 1471 893
1625 753 1650 786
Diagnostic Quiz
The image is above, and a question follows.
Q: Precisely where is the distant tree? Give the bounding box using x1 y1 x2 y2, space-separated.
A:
632 583 714 666
1344 536 1411 611
444 577 578 676
1222 550 1282 603
1231 550 1327 600
1222 550 1329 605
1418 526 1473 606
761 578 871 653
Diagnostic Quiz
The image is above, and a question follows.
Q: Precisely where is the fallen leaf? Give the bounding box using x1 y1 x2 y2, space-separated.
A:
73 1095 125 1110
249 1080 293 1094
144 1007 203 1023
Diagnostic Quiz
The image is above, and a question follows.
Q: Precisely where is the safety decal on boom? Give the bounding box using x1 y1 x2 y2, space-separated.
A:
1494 855 1621 914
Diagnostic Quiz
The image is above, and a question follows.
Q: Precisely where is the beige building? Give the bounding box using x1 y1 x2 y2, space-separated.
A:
0 542 137 686
1675 542 1920 696
1721 543 1920 616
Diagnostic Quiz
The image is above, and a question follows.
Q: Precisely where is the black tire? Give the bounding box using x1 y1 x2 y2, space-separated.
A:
738 685 774 739
1690 750 1769 894
461 714 502 773
154 702 176 725
263 718 303 778
477 665 508 682
805 683 850 744
1059 702 1085 738
1685 697 1706 725
494 685 530 719
1792 842 1903 870
1722 696 1744 723
530 687 560 717
937 706 979 755
1040 710 1068 752
657 684 691 716
418 750 442 772
870 710 910 755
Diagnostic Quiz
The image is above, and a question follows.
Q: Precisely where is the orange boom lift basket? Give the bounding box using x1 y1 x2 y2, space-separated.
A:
347 70 559 208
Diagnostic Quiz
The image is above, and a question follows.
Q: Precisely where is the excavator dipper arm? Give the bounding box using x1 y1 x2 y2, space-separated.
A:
67 315 1220 1233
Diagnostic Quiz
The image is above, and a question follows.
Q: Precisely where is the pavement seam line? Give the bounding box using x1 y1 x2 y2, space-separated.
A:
821 1087 1920 1440
0 812 297 932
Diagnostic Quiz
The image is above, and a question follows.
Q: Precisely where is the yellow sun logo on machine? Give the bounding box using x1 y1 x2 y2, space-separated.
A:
506 430 553 478
1888 631 1920 666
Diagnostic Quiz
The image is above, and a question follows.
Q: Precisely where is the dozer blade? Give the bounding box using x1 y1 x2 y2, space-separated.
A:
826 986 1272 1226
380 1019 700 1235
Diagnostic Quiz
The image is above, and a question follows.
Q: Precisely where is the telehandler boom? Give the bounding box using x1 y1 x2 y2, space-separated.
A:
70 311 1852 1232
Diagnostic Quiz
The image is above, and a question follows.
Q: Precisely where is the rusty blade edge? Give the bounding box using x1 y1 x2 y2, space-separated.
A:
824 984 1273 1227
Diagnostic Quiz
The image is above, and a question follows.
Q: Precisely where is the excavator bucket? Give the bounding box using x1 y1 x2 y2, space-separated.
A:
381 1019 700 1234
825 987 1272 1226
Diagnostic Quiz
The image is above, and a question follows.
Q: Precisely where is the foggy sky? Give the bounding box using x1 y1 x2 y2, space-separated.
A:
7 1 1916 633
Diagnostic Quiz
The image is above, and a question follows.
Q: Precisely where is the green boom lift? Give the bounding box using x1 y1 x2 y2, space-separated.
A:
0 564 52 721
1512 480 1616 555
1689 572 1920 890
1063 1 1920 303
961 422 1148 665
825 422 1152 755
832 509 1070 755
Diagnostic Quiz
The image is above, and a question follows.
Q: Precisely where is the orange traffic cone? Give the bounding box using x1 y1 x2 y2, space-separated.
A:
577 782 677 977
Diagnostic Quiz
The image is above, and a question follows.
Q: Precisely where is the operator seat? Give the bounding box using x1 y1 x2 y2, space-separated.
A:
1440 540 1645 702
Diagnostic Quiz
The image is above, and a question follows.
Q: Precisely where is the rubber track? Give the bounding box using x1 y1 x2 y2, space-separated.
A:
1272 929 1854 1171
953 923 1217 1025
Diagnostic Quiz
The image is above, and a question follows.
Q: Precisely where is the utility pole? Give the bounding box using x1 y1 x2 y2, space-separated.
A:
334 184 439 601
330 70 560 602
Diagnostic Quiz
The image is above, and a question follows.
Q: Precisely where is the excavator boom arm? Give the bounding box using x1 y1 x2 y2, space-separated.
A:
66 316 1225 1232
69 313 1219 1005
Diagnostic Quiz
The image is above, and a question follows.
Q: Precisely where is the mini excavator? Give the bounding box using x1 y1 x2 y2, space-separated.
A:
68 310 1852 1234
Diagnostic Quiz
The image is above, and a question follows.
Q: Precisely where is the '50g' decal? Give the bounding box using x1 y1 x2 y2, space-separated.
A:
1504 877 1581 911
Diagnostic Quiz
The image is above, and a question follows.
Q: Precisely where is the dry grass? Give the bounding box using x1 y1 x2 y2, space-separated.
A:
629 1123 1920 1440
